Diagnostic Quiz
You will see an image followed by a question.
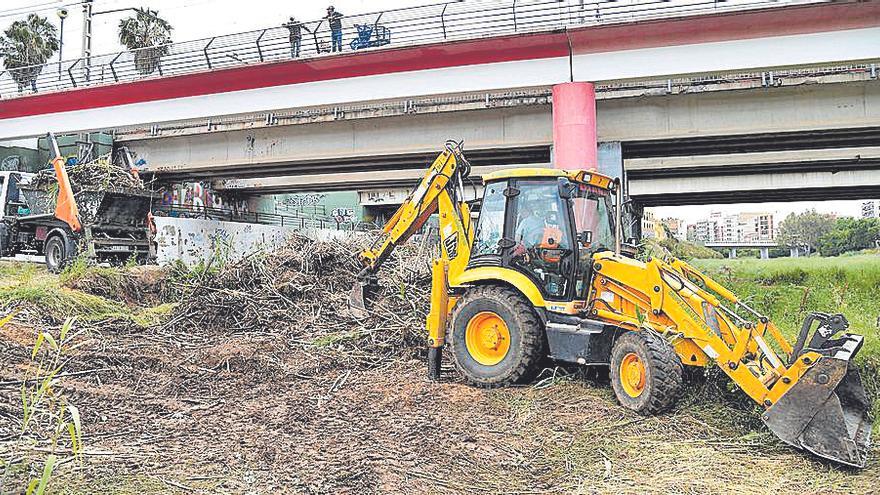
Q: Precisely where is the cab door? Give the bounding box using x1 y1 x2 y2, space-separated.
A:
505 179 576 301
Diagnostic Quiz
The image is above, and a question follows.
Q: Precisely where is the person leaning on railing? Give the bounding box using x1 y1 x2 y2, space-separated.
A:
284 16 302 58
326 5 344 52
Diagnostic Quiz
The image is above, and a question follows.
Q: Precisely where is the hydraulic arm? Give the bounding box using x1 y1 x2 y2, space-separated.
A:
350 141 474 378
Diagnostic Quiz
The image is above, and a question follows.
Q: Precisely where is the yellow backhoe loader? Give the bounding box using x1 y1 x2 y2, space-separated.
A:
350 141 872 468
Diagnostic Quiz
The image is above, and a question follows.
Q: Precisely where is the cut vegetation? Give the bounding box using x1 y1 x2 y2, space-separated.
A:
0 240 877 494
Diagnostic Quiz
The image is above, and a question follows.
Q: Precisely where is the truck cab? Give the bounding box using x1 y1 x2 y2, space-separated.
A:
0 171 36 257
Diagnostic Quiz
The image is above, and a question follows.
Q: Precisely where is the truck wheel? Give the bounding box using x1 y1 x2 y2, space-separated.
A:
610 330 683 415
45 235 75 274
449 285 544 388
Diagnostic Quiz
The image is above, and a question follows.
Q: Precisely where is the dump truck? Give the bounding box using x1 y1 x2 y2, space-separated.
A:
0 134 155 272
351 141 872 468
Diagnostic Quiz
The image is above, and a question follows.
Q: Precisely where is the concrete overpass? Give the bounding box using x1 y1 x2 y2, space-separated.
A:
123 77 880 206
702 241 803 259
1 0 879 212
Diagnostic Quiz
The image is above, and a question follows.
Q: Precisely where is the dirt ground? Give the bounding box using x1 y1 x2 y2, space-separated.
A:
0 243 878 494
2 316 878 494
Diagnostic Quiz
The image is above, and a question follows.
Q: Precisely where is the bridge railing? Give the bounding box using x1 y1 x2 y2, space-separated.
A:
0 0 823 100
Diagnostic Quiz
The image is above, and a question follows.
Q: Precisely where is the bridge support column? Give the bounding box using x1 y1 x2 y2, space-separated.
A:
729 248 737 259
552 82 597 170
760 247 770 260
790 247 800 258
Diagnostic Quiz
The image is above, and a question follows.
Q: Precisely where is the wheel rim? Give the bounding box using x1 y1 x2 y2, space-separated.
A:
620 352 646 398
47 242 62 268
465 311 511 366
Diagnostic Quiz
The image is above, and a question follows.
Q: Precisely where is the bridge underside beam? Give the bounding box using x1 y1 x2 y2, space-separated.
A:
216 164 519 193
137 107 552 179
629 166 880 206
129 81 880 178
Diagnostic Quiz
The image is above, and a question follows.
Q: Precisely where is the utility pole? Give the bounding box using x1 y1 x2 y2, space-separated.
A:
81 0 93 82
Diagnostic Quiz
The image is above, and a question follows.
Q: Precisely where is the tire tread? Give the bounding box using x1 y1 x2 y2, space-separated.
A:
450 284 544 388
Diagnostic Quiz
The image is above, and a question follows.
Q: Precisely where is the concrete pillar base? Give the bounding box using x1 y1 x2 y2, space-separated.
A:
729 248 737 259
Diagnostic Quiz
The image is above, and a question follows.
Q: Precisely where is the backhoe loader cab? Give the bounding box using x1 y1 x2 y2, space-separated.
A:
352 142 872 468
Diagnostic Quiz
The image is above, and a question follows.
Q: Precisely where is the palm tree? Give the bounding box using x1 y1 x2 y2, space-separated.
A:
0 14 59 93
118 8 173 75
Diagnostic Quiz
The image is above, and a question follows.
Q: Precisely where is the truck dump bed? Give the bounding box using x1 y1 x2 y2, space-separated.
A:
21 185 153 225
19 182 155 262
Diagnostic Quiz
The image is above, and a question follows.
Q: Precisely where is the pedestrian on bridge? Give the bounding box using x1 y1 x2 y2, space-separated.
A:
284 17 302 58
326 6 344 52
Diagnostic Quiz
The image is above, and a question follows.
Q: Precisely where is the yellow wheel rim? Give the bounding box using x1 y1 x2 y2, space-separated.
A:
465 311 511 366
620 352 646 398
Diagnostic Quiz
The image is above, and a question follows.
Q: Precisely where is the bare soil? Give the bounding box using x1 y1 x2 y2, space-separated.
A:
1 239 878 494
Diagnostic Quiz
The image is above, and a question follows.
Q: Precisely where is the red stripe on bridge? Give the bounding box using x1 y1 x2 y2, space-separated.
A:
0 1 876 120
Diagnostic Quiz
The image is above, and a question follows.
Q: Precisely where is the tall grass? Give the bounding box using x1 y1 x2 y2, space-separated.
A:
693 254 880 356
693 254 880 422
0 262 171 327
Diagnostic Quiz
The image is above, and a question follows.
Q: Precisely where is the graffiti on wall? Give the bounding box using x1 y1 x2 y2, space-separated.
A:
331 207 355 224
160 182 248 212
281 193 326 208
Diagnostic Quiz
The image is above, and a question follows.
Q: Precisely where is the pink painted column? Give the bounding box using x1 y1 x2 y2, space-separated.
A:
552 82 597 170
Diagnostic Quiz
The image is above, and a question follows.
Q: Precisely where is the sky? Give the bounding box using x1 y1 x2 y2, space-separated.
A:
1 1 874 222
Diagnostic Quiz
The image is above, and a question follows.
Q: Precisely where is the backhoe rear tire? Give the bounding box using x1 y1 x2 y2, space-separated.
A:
449 285 544 388
610 330 683 415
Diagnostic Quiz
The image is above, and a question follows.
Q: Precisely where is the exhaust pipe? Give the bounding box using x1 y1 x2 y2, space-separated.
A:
763 314 872 468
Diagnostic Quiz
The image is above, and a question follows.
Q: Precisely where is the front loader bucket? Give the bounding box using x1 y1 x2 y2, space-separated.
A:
763 334 872 468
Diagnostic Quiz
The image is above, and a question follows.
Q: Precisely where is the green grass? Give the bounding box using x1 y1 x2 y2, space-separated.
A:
0 261 173 327
692 254 880 357
692 254 880 423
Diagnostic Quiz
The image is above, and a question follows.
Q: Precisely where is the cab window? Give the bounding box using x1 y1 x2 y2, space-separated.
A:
510 180 572 300
471 181 506 258
571 183 615 298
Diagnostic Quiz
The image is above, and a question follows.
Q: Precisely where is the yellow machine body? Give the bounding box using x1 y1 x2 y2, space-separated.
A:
352 141 872 468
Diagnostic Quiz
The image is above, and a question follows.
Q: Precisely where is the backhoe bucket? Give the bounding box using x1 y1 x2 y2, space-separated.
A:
763 334 872 467
348 281 370 319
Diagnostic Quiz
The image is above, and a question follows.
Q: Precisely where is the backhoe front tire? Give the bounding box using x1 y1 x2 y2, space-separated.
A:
449 285 544 388
610 330 683 415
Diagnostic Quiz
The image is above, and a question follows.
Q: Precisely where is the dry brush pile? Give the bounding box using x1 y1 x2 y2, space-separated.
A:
2 234 448 491
159 234 436 367
29 153 146 192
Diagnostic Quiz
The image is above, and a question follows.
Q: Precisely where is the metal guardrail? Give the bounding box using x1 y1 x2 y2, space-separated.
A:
0 0 825 100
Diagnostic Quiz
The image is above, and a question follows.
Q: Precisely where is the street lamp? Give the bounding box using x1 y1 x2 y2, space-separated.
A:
56 8 68 80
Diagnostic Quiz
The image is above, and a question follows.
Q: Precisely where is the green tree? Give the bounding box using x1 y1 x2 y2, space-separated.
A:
118 8 173 75
777 210 836 256
0 14 59 93
817 217 880 256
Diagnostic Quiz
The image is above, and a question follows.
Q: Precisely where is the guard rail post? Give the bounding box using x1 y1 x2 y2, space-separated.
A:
256 29 267 62
204 37 216 70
